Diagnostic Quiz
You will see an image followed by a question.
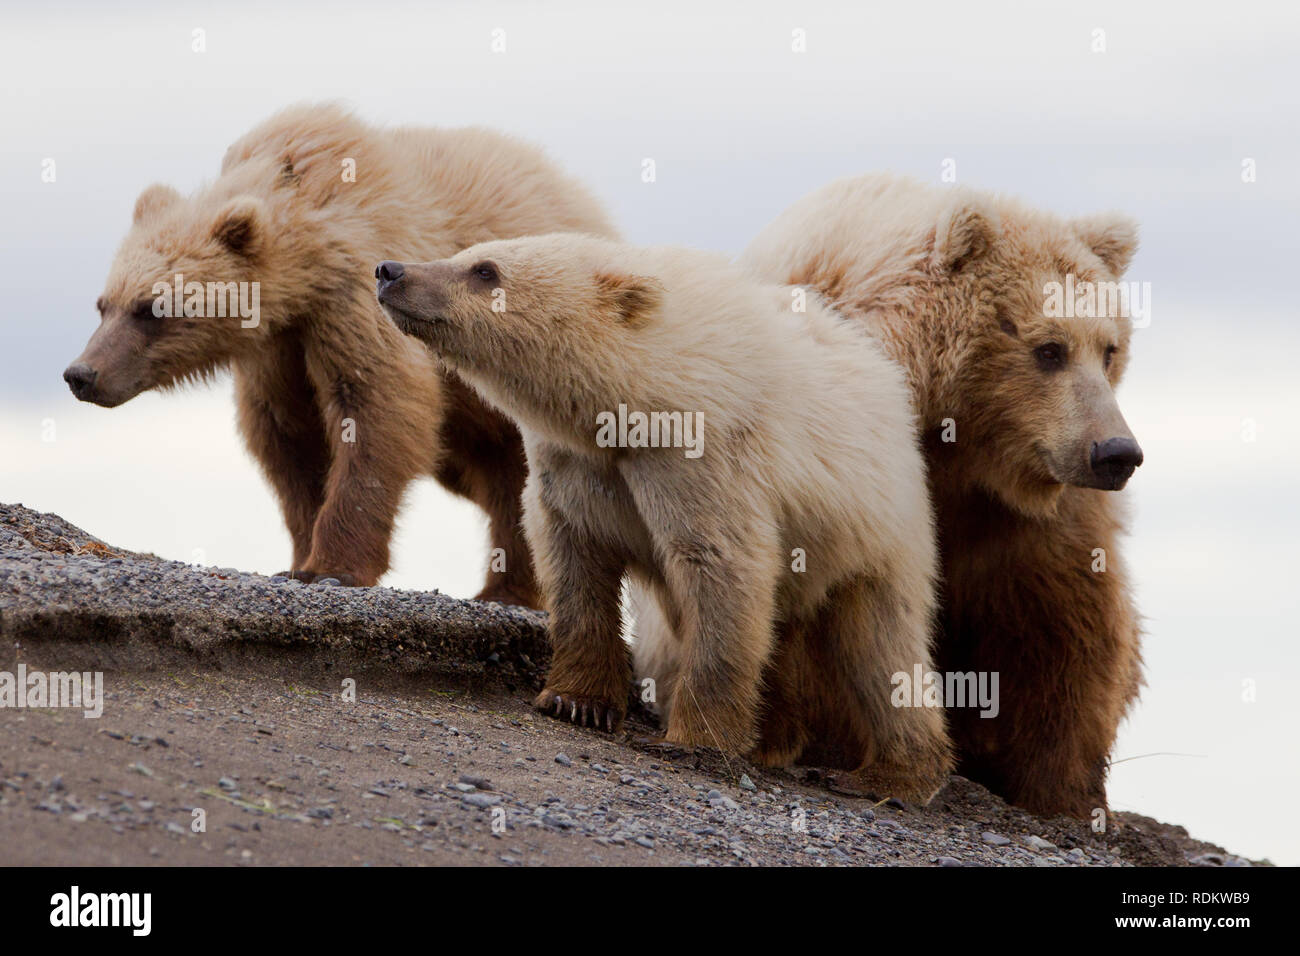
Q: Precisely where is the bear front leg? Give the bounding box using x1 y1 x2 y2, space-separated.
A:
433 375 539 608
661 559 779 753
233 357 329 576
473 479 540 608
300 400 432 587
291 319 448 587
748 622 813 768
630 476 781 754
819 574 953 803
950 661 1120 819
941 551 1142 818
524 489 629 732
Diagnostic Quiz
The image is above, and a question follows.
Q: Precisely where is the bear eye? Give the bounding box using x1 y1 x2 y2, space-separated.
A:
1104 344 1118 370
1033 342 1066 371
471 261 499 284
132 301 161 321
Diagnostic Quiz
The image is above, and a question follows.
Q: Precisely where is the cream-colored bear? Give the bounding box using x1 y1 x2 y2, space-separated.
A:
377 233 952 798
66 103 616 602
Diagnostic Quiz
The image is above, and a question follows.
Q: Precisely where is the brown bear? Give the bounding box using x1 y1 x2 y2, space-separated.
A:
375 234 953 800
62 103 617 602
743 173 1144 818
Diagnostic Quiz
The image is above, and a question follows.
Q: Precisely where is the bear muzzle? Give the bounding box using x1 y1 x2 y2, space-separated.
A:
375 260 455 338
375 260 406 300
1088 436 1144 490
62 363 99 402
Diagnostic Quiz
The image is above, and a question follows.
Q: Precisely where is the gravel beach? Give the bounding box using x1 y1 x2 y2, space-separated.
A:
0 502 1262 866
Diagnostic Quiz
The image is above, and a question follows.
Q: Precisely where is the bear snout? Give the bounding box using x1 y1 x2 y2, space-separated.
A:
376 260 405 282
1089 436 1144 489
375 260 406 300
63 363 99 402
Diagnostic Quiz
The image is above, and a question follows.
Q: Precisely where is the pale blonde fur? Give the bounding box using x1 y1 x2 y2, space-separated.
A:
70 103 616 597
380 234 952 797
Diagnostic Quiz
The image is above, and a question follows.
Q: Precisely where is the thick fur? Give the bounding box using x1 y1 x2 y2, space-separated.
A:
743 173 1144 817
67 103 617 600
378 234 953 799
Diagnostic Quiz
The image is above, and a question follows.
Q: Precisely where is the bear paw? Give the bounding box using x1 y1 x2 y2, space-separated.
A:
534 689 623 733
829 765 950 806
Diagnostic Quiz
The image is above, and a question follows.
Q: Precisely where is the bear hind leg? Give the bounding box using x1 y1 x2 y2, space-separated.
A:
822 574 953 802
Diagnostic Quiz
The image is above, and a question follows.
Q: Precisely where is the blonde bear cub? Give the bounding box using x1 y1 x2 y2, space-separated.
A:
376 234 952 798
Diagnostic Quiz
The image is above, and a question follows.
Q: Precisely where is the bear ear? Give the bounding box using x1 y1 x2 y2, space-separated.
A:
133 184 182 225
595 272 664 327
210 197 265 255
930 201 996 274
1074 213 1138 276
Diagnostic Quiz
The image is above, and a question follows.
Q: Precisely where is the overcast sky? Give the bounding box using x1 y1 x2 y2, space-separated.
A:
1 0 1297 863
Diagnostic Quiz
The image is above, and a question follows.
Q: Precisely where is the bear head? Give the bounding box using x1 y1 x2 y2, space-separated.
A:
64 178 276 407
374 234 665 446
927 197 1143 514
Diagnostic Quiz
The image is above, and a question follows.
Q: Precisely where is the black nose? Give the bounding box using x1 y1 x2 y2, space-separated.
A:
376 261 404 282
63 363 97 400
1091 436 1144 487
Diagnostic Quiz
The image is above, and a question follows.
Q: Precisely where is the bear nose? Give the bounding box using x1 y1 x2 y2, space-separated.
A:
376 261 405 282
63 363 98 400
1090 436 1144 488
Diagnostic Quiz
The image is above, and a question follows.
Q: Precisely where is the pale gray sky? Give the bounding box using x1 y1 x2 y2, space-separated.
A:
1 0 1297 863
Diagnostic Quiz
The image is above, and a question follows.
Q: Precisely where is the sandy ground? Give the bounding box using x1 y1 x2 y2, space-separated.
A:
0 502 1261 867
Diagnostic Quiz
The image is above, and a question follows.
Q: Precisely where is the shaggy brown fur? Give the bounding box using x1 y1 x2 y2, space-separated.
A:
377 235 953 800
744 174 1144 817
64 104 617 600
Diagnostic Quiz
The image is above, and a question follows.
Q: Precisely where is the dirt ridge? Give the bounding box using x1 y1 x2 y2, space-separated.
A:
0 502 1264 867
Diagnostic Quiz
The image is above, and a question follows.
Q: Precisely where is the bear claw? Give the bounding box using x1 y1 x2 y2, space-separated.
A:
534 690 622 733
